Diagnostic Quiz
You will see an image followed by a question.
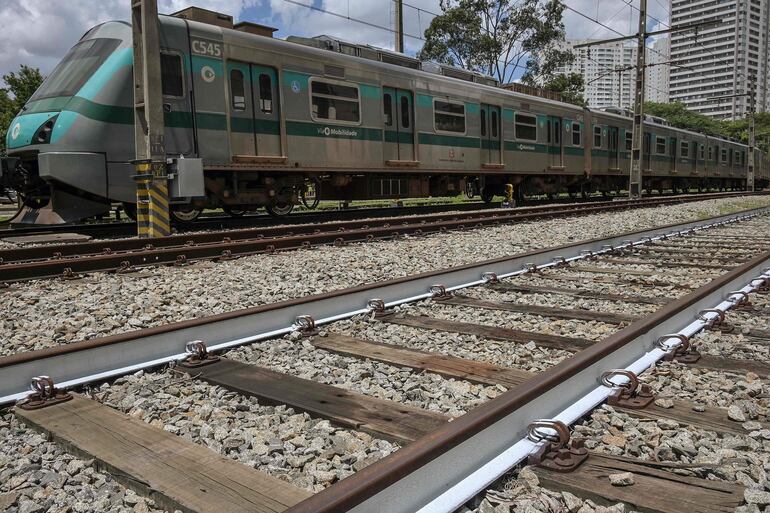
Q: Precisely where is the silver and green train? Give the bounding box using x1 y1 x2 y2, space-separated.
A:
2 8 767 224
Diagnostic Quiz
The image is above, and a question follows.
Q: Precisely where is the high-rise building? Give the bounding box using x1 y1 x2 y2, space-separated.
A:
646 38 670 103
554 40 637 109
553 39 672 109
669 0 770 119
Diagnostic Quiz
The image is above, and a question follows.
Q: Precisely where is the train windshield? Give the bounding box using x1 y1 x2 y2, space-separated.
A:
30 38 121 102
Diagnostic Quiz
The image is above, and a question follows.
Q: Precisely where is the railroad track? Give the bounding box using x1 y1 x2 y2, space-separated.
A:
0 191 755 240
0 191 766 283
2 206 769 513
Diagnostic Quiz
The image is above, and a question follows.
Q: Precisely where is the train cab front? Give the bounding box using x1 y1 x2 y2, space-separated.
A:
3 22 134 225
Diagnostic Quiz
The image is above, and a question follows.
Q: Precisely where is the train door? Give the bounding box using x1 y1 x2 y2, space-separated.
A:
608 126 619 169
160 51 194 156
480 104 501 165
382 87 414 161
250 65 281 156
227 61 256 156
690 143 697 173
548 116 563 167
670 136 677 173
643 133 651 170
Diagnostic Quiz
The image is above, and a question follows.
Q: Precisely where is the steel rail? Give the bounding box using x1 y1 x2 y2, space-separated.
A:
285 232 770 513
2 191 762 263
0 191 759 239
0 206 765 408
1 193 766 283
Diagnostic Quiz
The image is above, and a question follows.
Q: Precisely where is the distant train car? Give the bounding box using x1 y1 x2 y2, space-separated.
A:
1 6 766 224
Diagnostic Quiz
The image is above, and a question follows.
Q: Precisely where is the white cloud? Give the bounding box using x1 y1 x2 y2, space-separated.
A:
264 0 442 55
0 0 671 86
0 0 254 82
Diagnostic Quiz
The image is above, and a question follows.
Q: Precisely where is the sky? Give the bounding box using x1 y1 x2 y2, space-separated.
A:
0 0 670 87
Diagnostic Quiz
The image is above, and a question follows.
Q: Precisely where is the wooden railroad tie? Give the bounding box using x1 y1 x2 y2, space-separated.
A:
15 395 310 513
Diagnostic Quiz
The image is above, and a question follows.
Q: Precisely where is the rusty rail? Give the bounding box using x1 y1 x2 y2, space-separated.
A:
1 192 765 283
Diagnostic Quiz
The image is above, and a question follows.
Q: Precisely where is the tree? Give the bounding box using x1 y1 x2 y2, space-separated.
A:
540 72 586 107
722 113 770 150
644 102 727 137
1 65 44 154
418 0 573 85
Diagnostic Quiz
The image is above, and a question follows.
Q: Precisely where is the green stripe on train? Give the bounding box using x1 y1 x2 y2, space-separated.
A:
419 133 480 148
385 130 413 144
286 121 382 141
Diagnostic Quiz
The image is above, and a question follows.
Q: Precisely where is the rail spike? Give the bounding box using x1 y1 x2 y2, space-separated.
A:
601 369 654 409
527 420 588 472
178 340 220 368
657 333 700 364
16 376 72 411
294 315 319 337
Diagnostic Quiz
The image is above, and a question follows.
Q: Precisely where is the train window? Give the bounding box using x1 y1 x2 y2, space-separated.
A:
491 111 498 138
572 122 581 146
400 96 410 129
720 148 728 163
709 146 714 160
625 132 632 151
514 113 537 141
593 126 602 148
310 78 360 123
735 151 742 165
259 74 273 113
654 136 666 155
681 141 689 158
700 144 705 160
161 53 184 98
230 69 246 111
30 38 121 101
434 99 466 133
480 109 487 137
383 94 393 127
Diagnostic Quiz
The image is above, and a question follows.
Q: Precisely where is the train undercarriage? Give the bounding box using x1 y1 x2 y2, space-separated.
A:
1 155 759 225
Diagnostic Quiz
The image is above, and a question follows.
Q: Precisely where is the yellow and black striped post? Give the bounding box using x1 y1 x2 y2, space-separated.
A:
147 165 171 237
134 160 170 238
134 161 152 238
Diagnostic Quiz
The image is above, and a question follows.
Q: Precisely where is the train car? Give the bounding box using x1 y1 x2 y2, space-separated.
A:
1 6 765 225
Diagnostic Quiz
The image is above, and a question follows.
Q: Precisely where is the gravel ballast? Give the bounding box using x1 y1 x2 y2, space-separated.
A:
2 196 769 513
2 196 768 357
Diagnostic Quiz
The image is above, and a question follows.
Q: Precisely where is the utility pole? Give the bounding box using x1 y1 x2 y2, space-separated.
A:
131 0 171 237
394 0 404 53
747 74 756 192
574 5 721 199
628 0 648 199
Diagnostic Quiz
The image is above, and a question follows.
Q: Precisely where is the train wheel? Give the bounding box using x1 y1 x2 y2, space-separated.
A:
300 180 320 209
171 207 202 223
480 187 495 204
223 207 246 217
266 201 294 217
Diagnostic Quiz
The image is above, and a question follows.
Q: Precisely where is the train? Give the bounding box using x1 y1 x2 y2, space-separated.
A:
1 6 767 225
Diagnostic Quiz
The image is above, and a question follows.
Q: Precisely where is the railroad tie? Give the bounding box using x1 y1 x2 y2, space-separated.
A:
15 395 310 513
313 334 769 437
443 294 639 324
177 357 448 444
382 314 593 352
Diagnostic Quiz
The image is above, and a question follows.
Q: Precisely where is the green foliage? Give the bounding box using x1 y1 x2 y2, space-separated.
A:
722 113 770 150
540 72 586 107
418 0 572 84
645 102 770 151
1 65 44 154
644 102 726 137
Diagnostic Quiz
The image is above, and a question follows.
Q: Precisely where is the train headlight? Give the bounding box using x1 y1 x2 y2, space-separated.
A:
33 116 58 145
